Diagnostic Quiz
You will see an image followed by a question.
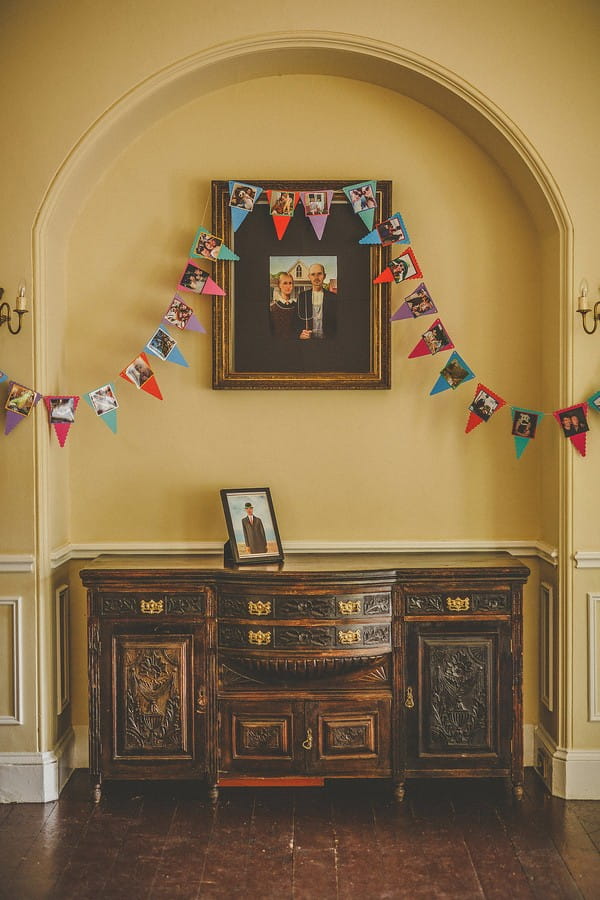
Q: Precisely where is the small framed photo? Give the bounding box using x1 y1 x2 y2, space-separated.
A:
220 487 284 565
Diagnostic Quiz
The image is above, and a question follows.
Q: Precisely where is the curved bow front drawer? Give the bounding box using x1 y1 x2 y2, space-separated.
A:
404 591 511 615
218 621 392 651
218 591 391 620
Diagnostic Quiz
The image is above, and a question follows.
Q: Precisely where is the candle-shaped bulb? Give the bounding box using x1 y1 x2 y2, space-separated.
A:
15 281 27 312
578 278 590 312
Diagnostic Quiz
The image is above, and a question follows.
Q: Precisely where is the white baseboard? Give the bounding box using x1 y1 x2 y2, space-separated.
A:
0 727 75 803
535 725 600 798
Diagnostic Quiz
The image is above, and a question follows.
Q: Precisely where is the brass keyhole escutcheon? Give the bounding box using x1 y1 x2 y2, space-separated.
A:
302 728 313 750
405 687 415 709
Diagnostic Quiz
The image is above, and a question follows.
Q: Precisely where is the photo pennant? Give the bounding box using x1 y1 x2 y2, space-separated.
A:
409 318 454 358
266 190 300 240
44 395 80 447
360 211 410 246
300 190 333 240
162 295 206 333
84 383 119 433
343 180 377 231
553 403 589 457
229 181 263 232
466 383 506 433
374 247 422 284
178 260 225 296
392 282 437 321
430 352 475 395
4 381 42 435
511 406 544 459
119 352 163 399
145 326 189 367
189 226 239 262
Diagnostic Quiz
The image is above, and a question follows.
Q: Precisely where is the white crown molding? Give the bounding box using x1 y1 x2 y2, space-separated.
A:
574 552 600 569
0 556 35 574
50 540 558 567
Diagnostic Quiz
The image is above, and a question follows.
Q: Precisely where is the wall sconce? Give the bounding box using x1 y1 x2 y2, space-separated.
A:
0 282 28 335
577 279 600 335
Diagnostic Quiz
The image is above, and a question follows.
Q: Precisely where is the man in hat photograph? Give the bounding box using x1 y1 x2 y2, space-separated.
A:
241 502 268 554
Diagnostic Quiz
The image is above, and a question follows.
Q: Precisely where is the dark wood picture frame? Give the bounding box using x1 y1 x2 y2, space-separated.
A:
220 487 284 565
212 180 391 389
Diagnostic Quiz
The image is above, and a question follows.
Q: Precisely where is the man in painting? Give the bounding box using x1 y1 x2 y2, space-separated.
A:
242 502 267 554
297 263 337 340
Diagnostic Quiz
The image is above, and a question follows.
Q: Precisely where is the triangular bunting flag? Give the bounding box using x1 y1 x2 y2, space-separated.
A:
430 352 475 395
0 370 7 383
511 407 544 459
408 319 454 358
4 382 42 435
466 383 506 433
374 247 422 284
44 396 79 447
392 282 437 321
359 212 410 246
119 352 163 400
229 181 262 232
266 190 299 240
84 383 119 433
178 260 225 296
145 326 189 367
587 389 600 413
301 190 333 240
189 226 239 262
343 181 377 231
553 404 589 457
163 295 206 333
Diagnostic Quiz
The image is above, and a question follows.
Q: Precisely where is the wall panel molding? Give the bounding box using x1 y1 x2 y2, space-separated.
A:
540 581 554 712
588 593 600 722
0 596 23 726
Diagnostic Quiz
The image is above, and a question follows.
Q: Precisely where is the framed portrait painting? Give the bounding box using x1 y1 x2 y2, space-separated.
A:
212 180 392 389
220 487 284 565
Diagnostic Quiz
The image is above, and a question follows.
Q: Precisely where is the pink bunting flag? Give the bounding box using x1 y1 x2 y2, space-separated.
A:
408 319 454 358
553 403 589 456
266 190 299 240
4 381 42 435
466 383 506 433
44 396 79 447
178 260 225 296
119 352 163 400
301 190 333 240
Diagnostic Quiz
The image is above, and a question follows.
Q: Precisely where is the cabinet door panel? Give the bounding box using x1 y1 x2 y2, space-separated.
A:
306 699 392 776
219 700 304 775
405 622 511 771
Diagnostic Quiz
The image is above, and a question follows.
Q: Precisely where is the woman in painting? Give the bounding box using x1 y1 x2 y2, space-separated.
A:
269 271 298 339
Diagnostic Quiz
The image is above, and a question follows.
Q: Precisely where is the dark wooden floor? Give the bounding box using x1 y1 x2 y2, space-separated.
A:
1 770 599 899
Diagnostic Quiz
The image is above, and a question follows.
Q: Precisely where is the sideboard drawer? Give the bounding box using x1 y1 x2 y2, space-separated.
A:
218 591 391 620
218 622 391 651
96 592 206 617
404 590 511 616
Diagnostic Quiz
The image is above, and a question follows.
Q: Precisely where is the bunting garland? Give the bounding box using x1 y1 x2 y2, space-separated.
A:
1 179 598 458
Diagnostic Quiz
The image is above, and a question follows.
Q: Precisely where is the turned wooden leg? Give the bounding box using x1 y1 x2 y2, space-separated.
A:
208 784 219 804
393 780 405 802
92 779 102 804
512 781 524 801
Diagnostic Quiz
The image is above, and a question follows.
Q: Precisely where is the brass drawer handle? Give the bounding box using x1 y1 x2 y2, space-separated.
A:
338 628 360 644
302 728 313 751
248 600 271 616
248 629 271 646
140 599 164 615
446 596 470 611
338 599 361 615
196 689 206 713
405 687 415 709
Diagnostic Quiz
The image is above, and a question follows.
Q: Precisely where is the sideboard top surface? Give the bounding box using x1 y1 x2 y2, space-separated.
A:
80 551 530 586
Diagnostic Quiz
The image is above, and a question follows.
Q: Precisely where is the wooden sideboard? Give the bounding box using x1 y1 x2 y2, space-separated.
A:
81 552 529 802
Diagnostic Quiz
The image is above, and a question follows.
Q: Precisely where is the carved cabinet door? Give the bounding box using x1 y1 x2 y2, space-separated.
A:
219 699 305 775
100 622 207 779
403 620 512 772
304 699 392 776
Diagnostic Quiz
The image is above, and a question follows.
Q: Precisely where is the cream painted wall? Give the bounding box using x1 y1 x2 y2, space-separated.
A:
1 0 599 783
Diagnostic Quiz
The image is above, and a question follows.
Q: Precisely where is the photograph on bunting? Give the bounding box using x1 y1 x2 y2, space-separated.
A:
556 404 589 437
431 352 474 393
269 256 338 341
88 384 118 416
303 192 330 216
587 390 600 412
124 354 154 389
360 212 410 246
409 318 453 358
230 182 259 211
269 191 296 216
147 327 177 361
5 382 38 417
374 247 422 285
178 260 224 296
405 283 437 317
343 181 377 231
466 383 506 432
511 409 540 439
164 296 193 329
48 397 77 423
190 227 239 262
